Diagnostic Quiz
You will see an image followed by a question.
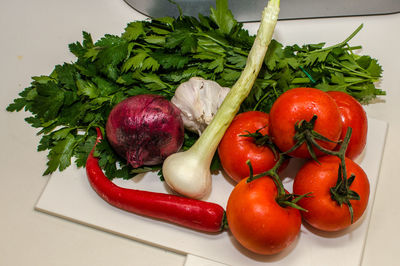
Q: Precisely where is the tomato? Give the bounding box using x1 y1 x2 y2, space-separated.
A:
218 111 279 183
327 91 368 160
293 155 370 232
226 177 301 255
269 87 342 158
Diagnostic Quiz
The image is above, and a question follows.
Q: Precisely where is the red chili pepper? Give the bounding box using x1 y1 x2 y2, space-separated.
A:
85 128 227 233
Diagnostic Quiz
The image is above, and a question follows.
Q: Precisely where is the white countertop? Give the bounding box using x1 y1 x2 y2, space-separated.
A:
1 1 399 265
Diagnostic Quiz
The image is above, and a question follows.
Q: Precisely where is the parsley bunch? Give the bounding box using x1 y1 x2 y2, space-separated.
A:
7 0 384 179
246 23 384 112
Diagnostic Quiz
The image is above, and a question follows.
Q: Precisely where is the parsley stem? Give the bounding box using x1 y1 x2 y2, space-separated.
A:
309 24 363 54
253 90 273 111
225 64 245 71
347 45 362 51
324 64 374 79
291 77 311 84
232 47 249 57
196 32 248 57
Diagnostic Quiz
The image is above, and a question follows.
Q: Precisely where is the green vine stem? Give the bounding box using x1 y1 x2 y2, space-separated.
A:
245 115 360 223
246 151 309 211
240 127 278 158
302 123 360 223
284 115 359 223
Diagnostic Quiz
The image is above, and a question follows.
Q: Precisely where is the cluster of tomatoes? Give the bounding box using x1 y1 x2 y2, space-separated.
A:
218 87 370 255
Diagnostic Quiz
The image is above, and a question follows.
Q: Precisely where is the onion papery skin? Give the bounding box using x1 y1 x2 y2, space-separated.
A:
106 94 184 168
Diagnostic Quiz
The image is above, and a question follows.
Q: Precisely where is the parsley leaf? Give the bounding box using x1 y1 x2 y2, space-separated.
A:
30 81 65 121
210 0 237 35
43 133 76 175
166 29 197 54
122 21 145 41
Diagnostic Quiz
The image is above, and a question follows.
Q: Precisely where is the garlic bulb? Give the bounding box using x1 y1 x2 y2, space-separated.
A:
171 77 230 135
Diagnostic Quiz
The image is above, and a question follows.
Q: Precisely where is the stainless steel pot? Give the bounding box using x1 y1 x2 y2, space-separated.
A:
123 0 400 21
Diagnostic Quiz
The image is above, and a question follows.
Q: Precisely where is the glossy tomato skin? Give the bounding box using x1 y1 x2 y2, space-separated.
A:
218 111 279 183
293 155 370 232
269 87 342 158
227 177 301 255
327 91 368 160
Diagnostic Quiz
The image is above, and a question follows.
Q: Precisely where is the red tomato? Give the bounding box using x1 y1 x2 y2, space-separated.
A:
227 177 301 255
218 111 279 183
269 87 342 158
327 91 368 160
293 155 370 232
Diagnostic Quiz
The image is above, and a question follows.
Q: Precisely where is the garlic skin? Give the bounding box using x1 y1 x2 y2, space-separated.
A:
171 77 230 135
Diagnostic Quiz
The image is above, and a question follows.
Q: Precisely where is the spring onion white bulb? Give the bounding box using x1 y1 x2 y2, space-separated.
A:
162 0 281 199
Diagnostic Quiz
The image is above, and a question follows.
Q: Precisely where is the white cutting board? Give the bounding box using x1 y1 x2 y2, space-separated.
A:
36 117 387 266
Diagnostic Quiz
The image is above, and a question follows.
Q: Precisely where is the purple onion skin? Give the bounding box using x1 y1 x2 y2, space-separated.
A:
106 94 184 168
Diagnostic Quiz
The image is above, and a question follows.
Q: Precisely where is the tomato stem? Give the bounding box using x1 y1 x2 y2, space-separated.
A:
282 115 340 162
246 155 285 193
246 155 309 211
245 115 361 219
278 192 311 212
328 128 360 223
240 126 278 158
287 114 361 223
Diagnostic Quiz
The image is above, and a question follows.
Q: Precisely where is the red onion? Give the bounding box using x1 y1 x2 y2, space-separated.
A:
106 94 184 168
